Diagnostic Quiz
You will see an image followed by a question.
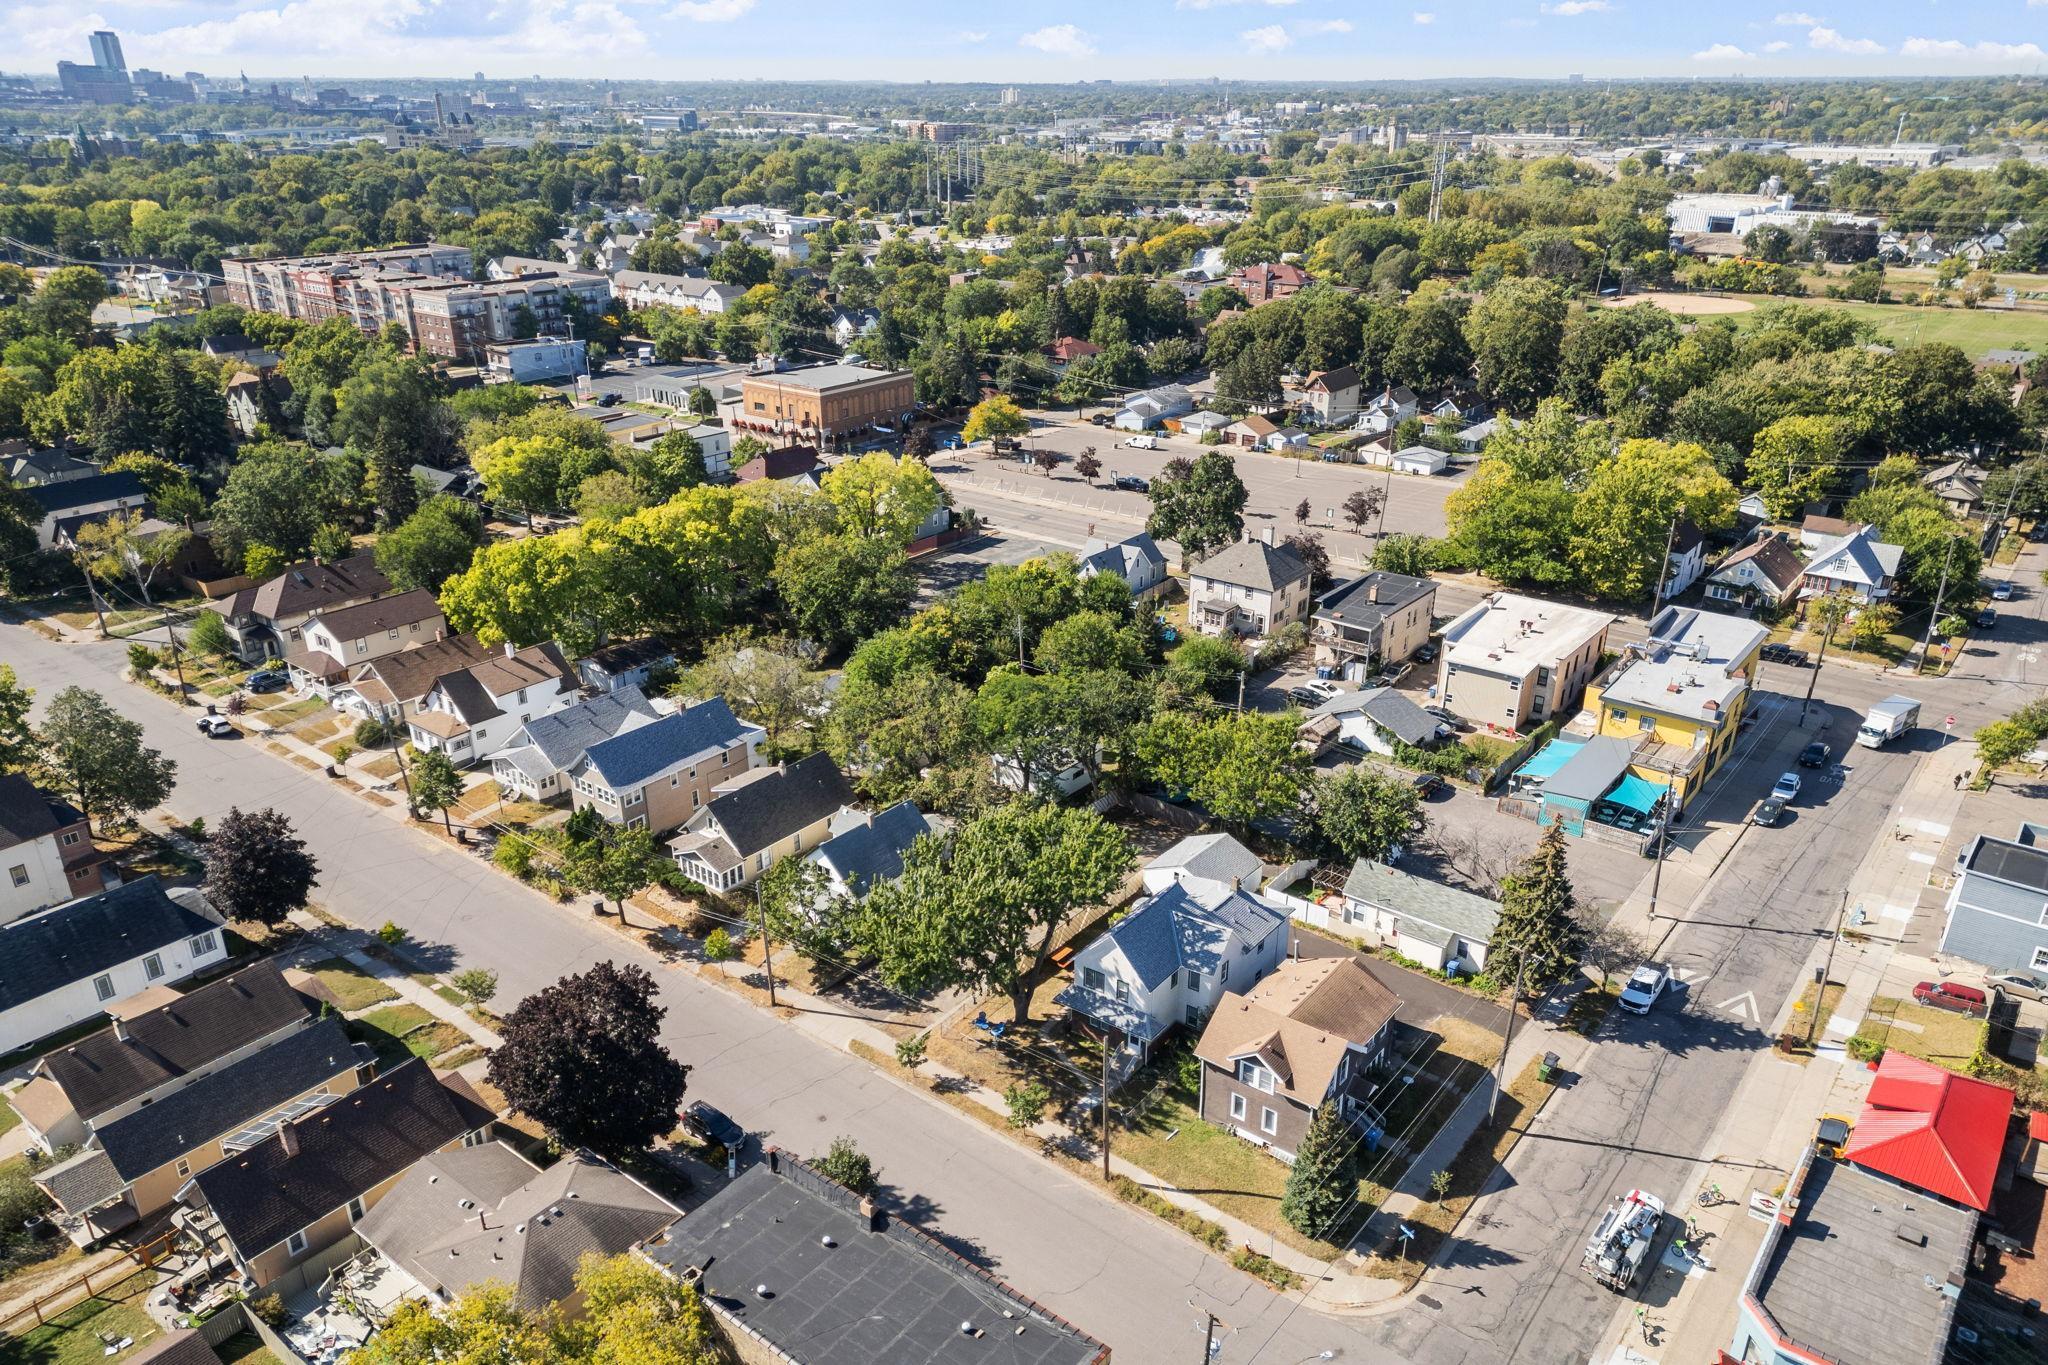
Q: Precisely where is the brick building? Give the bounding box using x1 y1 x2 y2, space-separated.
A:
736 363 915 443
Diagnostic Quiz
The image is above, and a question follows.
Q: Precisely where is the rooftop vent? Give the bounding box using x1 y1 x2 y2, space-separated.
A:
820 1235 836 1248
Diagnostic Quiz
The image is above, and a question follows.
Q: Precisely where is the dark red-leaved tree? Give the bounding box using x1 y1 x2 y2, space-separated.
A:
484 961 689 1154
204 807 319 926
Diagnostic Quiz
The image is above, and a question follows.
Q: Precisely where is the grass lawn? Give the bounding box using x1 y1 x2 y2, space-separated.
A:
1730 296 2048 358
356 1004 470 1064
409 1022 470 1063
1854 995 1984 1068
359 1002 436 1036
1 1268 163 1365
260 697 330 726
217 1331 287 1365
302 958 398 1012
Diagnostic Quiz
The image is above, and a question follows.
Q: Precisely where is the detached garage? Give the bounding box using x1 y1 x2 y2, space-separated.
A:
1390 445 1450 476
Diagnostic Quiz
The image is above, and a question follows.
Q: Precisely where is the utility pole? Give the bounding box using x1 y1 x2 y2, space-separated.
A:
1799 608 1839 726
1804 893 1849 1050
163 612 188 704
1644 790 1671 920
1099 1030 1112 1180
1914 535 1958 676
756 877 778 1008
1650 512 1681 619
1489 956 1526 1125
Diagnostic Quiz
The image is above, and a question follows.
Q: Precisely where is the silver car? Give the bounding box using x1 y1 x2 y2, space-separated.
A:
1987 972 2048 1002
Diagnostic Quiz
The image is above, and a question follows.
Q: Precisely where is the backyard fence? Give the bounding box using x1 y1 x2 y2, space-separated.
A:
0 1231 176 1337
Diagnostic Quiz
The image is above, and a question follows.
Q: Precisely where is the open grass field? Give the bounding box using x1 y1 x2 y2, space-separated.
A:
1611 288 2048 357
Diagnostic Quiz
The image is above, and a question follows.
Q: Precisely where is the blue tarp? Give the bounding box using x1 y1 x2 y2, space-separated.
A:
1604 772 1669 815
1517 738 1584 784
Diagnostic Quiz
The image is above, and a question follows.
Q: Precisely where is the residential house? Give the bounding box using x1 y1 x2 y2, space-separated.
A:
1112 383 1195 432
1078 531 1169 598
806 802 933 901
223 370 289 438
611 271 741 315
1353 386 1420 438
1729 1149 1974 1365
1228 261 1310 305
1299 365 1363 425
1388 445 1450 475
1798 513 1863 550
1704 533 1804 612
0 878 226 1055
1048 336 1101 370
0 774 106 923
487 686 661 804
1922 458 1988 518
1436 593 1614 735
1311 572 1437 679
1193 956 1401 1161
1568 604 1767 816
644 1151 1110 1365
178 1060 496 1295
32 1019 365 1243
1301 687 1446 758
1222 413 1280 449
210 554 394 664
828 307 880 348
483 338 586 384
1801 524 1902 603
1326 860 1498 975
127 1332 225 1364
405 642 580 768
575 637 677 695
330 632 494 725
411 464 482 502
1189 533 1312 638
1177 410 1234 440
282 589 448 694
668 752 856 892
733 443 825 488
353 1146 679 1312
7 962 314 1154
5 448 98 487
1053 884 1289 1062
565 698 765 834
1141 832 1265 904
1452 414 1514 453
1839 1050 2011 1213
1936 822 2048 974
24 471 148 549
1659 521 1707 602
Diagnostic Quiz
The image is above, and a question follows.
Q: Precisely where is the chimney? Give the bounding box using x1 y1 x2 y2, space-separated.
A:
1367 583 1379 604
1262 526 1275 547
278 1120 301 1158
503 641 517 659
112 1017 131 1043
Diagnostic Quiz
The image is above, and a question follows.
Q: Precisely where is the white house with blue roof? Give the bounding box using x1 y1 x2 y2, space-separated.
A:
805 802 934 902
565 698 764 834
487 685 662 804
1077 532 1168 599
1054 883 1290 1062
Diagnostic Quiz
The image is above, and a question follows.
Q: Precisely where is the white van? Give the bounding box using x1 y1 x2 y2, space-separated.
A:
1125 433 1161 450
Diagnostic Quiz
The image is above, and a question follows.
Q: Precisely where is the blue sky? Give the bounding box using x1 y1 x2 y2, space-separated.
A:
6 0 2044 82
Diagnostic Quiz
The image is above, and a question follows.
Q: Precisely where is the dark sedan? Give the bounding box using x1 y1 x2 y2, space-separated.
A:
1797 741 1830 769
682 1101 746 1153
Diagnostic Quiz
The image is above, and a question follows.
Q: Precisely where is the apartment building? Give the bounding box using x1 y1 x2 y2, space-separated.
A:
1436 593 1614 735
222 245 472 321
736 364 915 442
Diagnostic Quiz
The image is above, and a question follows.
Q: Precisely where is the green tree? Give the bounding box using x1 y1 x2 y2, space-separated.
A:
637 428 709 498
813 1135 878 1195
1315 766 1425 862
1488 824 1583 991
1465 277 1568 413
36 686 177 833
1571 438 1738 603
1747 414 1852 522
678 633 822 749
0 666 35 774
187 610 232 660
584 826 661 920
375 495 485 593
451 968 499 1006
407 748 465 834
72 508 189 606
1147 451 1248 566
204 807 319 927
206 439 341 566
1372 533 1440 577
1974 719 2036 784
961 394 1029 449
1162 634 1248 703
773 534 914 654
1136 711 1308 833
855 801 1132 1023
819 452 943 546
1279 1101 1357 1239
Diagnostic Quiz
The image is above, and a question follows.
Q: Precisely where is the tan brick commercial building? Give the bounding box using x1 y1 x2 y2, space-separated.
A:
737 364 914 443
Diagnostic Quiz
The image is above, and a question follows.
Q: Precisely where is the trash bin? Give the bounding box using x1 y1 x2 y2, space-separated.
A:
1538 1051 1560 1083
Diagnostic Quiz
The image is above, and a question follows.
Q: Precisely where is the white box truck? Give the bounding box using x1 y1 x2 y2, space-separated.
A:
1855 695 1921 749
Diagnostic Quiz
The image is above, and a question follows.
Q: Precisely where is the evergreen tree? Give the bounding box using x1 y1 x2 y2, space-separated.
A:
1280 1101 1357 1238
1489 824 1584 991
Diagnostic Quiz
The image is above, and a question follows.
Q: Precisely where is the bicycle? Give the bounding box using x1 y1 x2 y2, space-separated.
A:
1696 1182 1726 1208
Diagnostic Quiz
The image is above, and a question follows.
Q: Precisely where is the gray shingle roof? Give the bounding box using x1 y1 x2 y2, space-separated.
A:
24 470 145 515
1340 860 1501 948
191 1061 495 1258
697 753 853 859
303 589 443 641
575 698 754 792
1193 539 1309 593
811 802 930 897
1148 833 1262 889
1104 884 1288 992
93 1019 358 1182
1311 686 1442 747
129 1330 224 1365
1077 532 1165 584
39 962 311 1119
0 879 220 1017
0 773 68 851
216 553 391 625
493 686 660 776
357 1147 679 1312
1314 573 1434 634
644 1154 1107 1365
35 1146 125 1211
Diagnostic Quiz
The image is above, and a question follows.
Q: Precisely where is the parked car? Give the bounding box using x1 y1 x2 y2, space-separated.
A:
1912 981 1988 1016
1288 680 1343 707
1760 644 1810 667
1413 642 1439 664
1770 771 1803 801
594 392 622 407
1111 475 1149 493
681 1101 747 1152
1797 741 1831 769
1410 772 1447 799
1089 413 1112 426
1424 705 1471 732
1124 434 1161 450
1618 963 1670 1015
195 714 235 738
1749 796 1786 827
1987 972 2048 1003
1992 580 2015 601
1976 608 1997 630
245 669 289 693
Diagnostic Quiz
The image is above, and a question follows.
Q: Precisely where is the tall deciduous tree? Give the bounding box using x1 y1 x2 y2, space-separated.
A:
407 749 465 834
1147 450 1248 566
486 961 690 1155
961 394 1029 449
856 801 1132 1023
1314 767 1425 863
204 807 319 926
375 495 486 593
1489 824 1584 992
37 687 176 833
1465 277 1568 412
0 666 35 774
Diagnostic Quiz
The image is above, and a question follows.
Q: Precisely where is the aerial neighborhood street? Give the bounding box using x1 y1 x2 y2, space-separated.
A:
3 33 2048 1365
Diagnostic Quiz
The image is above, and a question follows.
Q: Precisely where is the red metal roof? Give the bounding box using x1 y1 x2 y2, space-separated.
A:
2029 1110 2048 1143
1842 1051 2013 1211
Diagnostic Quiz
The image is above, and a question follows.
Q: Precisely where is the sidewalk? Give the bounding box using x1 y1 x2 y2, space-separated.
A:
1598 736 1980 1365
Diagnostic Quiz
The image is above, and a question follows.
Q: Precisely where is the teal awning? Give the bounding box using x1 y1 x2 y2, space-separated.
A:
1604 773 1669 815
1516 738 1583 784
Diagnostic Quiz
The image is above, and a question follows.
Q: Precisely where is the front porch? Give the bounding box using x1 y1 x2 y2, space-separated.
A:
1050 981 1169 1069
1194 598 1254 637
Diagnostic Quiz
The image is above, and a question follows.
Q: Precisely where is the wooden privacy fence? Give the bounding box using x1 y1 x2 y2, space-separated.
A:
0 1230 177 1337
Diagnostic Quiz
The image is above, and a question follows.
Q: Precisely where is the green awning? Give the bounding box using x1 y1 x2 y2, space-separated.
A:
1605 773 1669 815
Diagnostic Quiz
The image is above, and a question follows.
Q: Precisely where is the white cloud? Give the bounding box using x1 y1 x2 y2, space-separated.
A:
1176 0 1295 7
1807 25 1883 53
671 0 752 19
2 3 113 67
1243 23 1291 50
1773 10 1821 23
1296 17 1351 34
956 29 988 42
1412 9 1435 20
1019 23 1095 56
1541 1 1611 15
1902 36 2048 60
1693 42 1753 60
1763 39 1790 51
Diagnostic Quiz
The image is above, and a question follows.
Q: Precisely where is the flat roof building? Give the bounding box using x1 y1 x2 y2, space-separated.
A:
737 363 914 443
1437 593 1612 736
